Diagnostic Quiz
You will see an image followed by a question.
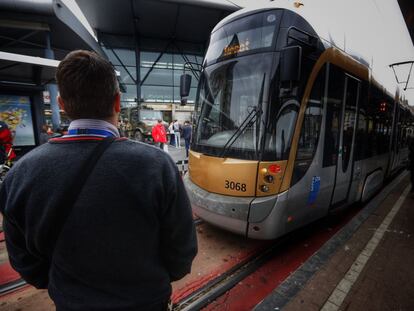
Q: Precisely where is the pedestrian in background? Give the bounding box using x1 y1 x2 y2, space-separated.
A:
0 119 16 164
182 120 192 158
152 119 168 150
124 118 132 138
168 121 175 147
0 50 197 311
173 119 181 148
39 125 50 144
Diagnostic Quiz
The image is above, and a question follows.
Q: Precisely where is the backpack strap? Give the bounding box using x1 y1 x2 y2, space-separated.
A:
46 136 115 260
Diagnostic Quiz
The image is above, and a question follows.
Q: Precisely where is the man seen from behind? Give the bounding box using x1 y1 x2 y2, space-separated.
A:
0 50 197 311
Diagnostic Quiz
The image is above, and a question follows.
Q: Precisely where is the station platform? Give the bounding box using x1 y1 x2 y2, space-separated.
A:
0 170 412 311
255 171 414 311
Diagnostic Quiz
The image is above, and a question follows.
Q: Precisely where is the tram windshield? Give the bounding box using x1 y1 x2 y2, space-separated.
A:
140 109 163 120
192 54 273 160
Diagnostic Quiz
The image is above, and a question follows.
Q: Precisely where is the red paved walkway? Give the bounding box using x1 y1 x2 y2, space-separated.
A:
1 173 412 311
257 173 413 311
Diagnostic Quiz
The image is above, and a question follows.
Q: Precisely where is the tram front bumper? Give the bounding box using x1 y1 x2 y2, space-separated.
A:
184 175 285 239
184 175 253 236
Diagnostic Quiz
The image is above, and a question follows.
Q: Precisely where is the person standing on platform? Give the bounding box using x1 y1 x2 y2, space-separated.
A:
0 120 16 164
168 121 175 147
124 118 132 138
173 119 181 148
182 121 192 158
152 119 168 151
0 50 197 311
39 125 50 144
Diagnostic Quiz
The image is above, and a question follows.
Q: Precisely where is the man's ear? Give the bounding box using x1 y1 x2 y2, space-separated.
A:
114 92 121 113
57 96 65 111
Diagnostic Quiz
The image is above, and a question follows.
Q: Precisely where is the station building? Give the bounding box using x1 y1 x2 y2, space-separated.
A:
75 0 240 124
0 0 244 151
1 0 413 152
0 0 104 155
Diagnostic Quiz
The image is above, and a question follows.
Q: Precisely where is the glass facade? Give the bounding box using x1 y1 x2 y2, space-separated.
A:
102 46 202 108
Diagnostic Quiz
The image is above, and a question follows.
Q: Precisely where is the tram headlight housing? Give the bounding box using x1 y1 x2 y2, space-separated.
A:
260 185 270 192
257 161 286 196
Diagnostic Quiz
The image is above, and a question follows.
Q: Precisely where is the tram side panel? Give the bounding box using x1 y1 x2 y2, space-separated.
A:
249 61 400 238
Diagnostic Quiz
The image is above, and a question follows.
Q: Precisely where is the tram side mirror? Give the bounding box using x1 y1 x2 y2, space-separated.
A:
280 46 302 83
180 74 192 105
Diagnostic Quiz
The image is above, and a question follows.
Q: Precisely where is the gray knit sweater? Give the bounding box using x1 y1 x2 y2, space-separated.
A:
0 137 197 311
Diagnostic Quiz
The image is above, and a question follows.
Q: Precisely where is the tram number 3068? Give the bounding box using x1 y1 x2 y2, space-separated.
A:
225 180 247 192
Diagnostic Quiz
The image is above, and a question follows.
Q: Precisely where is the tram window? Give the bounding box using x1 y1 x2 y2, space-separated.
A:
397 106 403 151
263 101 299 160
355 110 367 160
401 109 410 148
368 88 393 155
292 66 325 184
355 82 369 160
385 99 393 152
367 86 382 156
342 77 359 172
323 65 344 167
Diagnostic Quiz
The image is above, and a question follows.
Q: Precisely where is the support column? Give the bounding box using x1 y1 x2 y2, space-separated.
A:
172 103 176 121
135 32 141 121
44 32 60 130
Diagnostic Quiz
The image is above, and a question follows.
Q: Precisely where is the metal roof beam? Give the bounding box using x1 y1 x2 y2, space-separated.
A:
0 19 50 31
107 46 137 84
140 40 173 86
1 30 40 48
0 51 59 67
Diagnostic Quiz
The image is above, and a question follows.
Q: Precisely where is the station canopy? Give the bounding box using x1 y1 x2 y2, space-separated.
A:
0 51 59 86
75 0 240 51
397 0 414 45
0 0 106 60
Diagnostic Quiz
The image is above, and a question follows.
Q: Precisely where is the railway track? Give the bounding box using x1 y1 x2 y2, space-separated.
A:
0 279 27 297
173 170 409 310
0 219 204 298
172 236 286 311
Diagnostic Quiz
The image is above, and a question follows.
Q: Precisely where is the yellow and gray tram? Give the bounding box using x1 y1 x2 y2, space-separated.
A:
181 4 414 239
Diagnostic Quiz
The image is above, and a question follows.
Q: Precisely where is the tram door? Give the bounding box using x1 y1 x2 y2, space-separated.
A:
331 75 360 206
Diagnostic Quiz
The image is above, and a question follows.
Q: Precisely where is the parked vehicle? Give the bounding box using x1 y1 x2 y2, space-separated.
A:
122 108 166 142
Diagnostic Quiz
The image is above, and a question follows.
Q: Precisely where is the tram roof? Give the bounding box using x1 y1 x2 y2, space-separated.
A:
75 0 240 45
214 0 413 103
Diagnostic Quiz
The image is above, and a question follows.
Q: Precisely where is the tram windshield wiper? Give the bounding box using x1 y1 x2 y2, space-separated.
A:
220 75 265 158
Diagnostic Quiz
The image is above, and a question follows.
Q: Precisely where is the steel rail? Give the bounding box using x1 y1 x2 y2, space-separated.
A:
0 279 27 297
172 236 287 311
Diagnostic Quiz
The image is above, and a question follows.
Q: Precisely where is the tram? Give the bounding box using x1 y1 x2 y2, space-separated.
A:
182 2 414 239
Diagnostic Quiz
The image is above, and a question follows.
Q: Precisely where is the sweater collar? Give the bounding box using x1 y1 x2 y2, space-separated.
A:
66 119 120 138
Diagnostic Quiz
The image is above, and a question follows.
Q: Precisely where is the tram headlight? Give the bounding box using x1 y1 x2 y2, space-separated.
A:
260 185 270 192
260 168 268 175
264 175 274 183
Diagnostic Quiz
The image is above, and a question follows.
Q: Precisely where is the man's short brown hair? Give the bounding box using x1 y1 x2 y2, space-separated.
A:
56 50 119 120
